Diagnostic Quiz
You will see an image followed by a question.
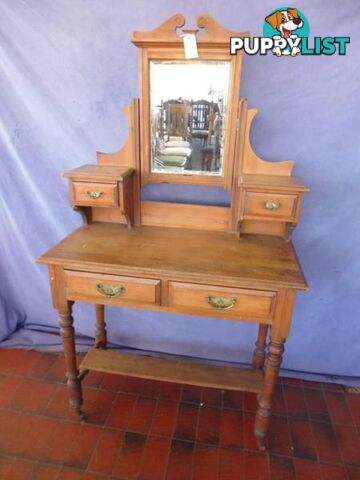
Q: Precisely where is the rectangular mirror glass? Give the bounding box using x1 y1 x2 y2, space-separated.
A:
150 60 230 176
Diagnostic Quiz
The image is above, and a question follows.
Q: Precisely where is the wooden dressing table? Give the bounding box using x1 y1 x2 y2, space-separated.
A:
37 14 308 450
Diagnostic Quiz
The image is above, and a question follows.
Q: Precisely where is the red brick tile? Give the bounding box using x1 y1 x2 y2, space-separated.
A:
106 392 137 429
222 390 243 409
44 420 82 464
267 415 292 457
83 389 116 425
158 382 182 401
10 378 55 414
149 399 178 437
0 410 23 454
283 385 307 418
243 392 258 412
218 448 244 480
24 416 59 459
325 391 354 425
141 379 182 401
289 418 317 460
44 355 67 383
113 431 147 479
118 375 142 395
65 423 101 469
173 402 199 442
269 455 295 480
1 349 41 377
28 352 58 379
7 457 37 479
311 421 341 463
141 379 163 398
0 349 27 375
281 376 303 386
322 382 344 392
334 424 360 465
192 444 218 480
245 451 269 480
100 373 125 392
0 375 22 408
303 380 323 390
201 387 223 407
88 428 123 475
243 412 258 451
272 384 287 416
9 377 35 410
139 435 170 480
33 462 62 479
0 410 54 459
304 388 330 423
127 396 157 434
219 408 243 448
165 439 194 480
0 456 13 478
196 405 220 445
57 468 104 479
346 393 360 426
347 465 360 480
44 384 75 420
320 463 348 480
294 458 321 480
181 384 202 404
82 371 105 388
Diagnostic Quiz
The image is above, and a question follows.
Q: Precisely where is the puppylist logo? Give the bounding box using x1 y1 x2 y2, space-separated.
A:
231 8 350 56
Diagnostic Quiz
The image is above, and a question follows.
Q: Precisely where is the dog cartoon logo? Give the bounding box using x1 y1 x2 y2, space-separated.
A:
264 8 308 56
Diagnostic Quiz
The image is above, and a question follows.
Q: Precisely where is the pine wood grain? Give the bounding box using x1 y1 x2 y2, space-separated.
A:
80 348 263 393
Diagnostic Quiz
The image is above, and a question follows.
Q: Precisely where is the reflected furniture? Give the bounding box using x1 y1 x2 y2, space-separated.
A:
37 14 309 450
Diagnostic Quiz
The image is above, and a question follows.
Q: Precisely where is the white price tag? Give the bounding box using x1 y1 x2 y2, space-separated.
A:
183 34 198 59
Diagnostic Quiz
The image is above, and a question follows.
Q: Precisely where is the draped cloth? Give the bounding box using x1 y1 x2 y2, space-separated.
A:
0 1 359 385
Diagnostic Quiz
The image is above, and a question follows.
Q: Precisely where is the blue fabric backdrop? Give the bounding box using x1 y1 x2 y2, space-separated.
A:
0 0 359 384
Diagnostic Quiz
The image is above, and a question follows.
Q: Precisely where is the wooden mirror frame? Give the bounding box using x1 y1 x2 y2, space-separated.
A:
132 14 248 191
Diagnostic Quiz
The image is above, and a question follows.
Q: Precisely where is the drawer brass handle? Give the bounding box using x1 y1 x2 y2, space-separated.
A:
206 295 237 310
96 283 125 298
263 201 281 211
86 191 103 200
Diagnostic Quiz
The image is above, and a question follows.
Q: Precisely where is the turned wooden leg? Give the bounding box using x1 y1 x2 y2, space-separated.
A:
58 303 84 419
254 336 285 450
252 324 269 369
95 304 107 349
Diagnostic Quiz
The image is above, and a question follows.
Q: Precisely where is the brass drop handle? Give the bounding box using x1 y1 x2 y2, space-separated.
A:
96 283 125 298
206 295 237 310
263 201 281 211
87 191 103 199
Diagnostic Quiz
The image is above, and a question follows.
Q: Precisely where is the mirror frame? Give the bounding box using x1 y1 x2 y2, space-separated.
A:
132 14 247 191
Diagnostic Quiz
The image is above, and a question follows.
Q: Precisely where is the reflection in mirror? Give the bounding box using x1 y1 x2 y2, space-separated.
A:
150 61 230 176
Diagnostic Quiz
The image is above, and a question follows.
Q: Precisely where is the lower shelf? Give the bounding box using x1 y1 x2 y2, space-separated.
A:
80 348 263 394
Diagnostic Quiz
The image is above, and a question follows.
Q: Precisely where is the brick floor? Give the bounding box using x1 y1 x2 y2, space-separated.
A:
0 348 359 479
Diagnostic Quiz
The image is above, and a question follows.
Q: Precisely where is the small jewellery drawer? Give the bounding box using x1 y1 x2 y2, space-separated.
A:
65 271 161 306
71 181 119 207
243 191 298 221
168 282 276 320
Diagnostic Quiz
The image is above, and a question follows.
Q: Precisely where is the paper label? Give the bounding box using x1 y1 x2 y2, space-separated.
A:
183 34 199 59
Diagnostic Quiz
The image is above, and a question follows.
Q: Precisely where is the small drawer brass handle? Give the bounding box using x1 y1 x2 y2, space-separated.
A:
206 295 237 310
86 191 103 200
96 283 125 298
263 201 281 211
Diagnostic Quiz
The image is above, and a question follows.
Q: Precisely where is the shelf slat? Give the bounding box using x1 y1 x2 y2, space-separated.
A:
80 349 263 394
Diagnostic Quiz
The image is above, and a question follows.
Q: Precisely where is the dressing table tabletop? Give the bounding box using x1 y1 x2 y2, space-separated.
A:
38 222 307 291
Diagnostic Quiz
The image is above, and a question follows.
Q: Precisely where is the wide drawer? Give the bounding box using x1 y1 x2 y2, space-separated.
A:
71 181 119 207
243 191 298 221
168 282 276 320
65 271 161 306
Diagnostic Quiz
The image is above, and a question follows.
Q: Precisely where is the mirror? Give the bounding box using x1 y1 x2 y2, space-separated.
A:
150 60 231 176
